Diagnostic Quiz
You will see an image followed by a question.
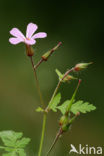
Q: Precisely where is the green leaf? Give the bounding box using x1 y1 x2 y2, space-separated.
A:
57 99 96 115
15 138 31 148
18 149 26 156
48 93 61 112
0 130 31 156
36 107 44 112
0 146 5 149
0 131 23 147
3 151 17 156
3 147 14 152
70 100 96 114
57 100 70 115
55 69 63 81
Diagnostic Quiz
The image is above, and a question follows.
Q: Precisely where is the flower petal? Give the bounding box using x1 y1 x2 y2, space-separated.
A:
10 28 25 39
24 39 36 45
26 23 38 38
9 37 24 45
32 32 47 39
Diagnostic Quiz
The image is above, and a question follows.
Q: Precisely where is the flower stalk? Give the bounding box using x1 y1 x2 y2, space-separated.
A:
46 128 63 156
30 56 44 107
38 113 47 156
30 55 47 156
47 112 80 156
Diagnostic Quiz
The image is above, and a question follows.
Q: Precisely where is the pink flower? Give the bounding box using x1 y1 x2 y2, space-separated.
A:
9 23 47 45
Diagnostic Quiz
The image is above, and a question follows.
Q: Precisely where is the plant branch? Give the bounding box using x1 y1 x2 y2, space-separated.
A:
46 67 74 112
34 58 44 70
46 128 63 156
38 113 47 156
30 57 47 156
30 56 44 107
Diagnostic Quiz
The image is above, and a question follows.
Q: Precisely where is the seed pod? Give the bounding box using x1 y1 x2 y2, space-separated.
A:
74 62 93 71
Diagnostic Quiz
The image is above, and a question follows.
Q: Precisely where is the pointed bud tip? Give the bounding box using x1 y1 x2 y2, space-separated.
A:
89 62 93 65
58 42 62 46
79 79 82 84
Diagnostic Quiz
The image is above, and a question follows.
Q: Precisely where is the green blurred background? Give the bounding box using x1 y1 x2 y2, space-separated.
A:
0 0 104 155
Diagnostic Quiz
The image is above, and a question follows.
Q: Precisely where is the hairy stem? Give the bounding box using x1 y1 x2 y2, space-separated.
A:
30 56 47 156
38 113 47 156
30 56 44 107
46 128 63 156
34 58 44 70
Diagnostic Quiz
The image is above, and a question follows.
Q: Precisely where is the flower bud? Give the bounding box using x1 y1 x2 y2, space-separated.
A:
60 112 80 132
59 115 70 132
42 51 51 61
59 115 69 126
61 123 71 132
42 42 62 61
26 45 34 56
74 62 93 71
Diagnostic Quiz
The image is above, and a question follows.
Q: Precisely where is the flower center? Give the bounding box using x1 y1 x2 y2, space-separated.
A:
26 37 30 40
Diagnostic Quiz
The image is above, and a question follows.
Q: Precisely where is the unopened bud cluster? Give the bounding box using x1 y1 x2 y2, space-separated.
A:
59 112 80 132
59 115 70 132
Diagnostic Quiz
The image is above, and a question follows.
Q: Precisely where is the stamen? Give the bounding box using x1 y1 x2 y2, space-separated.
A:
26 37 30 40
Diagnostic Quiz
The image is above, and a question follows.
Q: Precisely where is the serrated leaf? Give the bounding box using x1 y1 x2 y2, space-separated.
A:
57 100 70 115
16 138 31 148
36 107 44 112
70 100 96 114
0 146 5 149
0 131 23 140
0 131 23 147
0 130 31 156
3 147 14 152
57 81 81 115
18 149 26 156
3 151 17 156
48 93 61 112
